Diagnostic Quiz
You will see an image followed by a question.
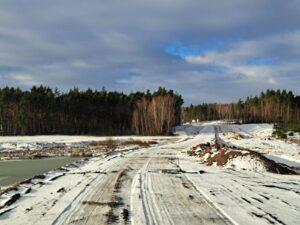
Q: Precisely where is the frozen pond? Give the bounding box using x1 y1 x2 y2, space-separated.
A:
0 157 82 187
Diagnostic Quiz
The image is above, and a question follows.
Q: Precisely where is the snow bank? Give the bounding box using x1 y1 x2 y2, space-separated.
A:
218 124 300 169
225 154 267 172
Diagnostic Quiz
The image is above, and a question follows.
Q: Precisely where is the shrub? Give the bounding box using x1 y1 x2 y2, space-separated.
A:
273 123 287 139
288 132 294 136
273 130 287 139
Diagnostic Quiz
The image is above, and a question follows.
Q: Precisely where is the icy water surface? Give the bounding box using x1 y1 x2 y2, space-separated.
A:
0 157 82 187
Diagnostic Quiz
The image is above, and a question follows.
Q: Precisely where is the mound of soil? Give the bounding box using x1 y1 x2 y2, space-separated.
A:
188 143 296 175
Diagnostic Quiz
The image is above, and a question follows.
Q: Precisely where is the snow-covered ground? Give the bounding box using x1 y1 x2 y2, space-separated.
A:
0 122 299 225
0 135 172 152
218 123 300 169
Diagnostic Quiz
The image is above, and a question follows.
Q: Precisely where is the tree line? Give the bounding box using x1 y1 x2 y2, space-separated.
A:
132 92 182 135
0 86 183 136
183 90 300 124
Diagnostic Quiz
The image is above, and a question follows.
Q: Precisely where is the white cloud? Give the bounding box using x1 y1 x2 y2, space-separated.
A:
0 0 300 103
9 73 39 86
184 30 300 85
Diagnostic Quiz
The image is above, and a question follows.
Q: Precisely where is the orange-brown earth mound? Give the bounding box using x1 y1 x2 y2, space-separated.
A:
188 142 296 175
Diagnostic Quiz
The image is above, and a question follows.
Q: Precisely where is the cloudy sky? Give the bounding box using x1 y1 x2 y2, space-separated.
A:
0 0 300 104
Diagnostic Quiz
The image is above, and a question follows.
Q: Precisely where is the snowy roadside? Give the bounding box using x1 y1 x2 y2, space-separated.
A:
0 145 140 219
217 124 300 170
178 122 300 225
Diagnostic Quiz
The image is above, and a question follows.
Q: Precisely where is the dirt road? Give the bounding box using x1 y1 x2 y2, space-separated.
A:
1 123 299 225
50 143 232 225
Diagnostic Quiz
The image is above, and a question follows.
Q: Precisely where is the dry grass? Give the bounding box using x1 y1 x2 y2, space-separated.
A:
69 148 93 157
89 138 157 149
89 138 117 150
0 138 157 160
122 139 157 147
0 184 19 195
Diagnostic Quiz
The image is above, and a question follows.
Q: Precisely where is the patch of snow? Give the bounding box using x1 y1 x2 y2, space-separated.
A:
225 155 267 172
203 153 210 161
217 123 300 169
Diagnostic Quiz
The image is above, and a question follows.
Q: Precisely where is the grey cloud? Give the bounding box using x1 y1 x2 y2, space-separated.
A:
0 0 299 104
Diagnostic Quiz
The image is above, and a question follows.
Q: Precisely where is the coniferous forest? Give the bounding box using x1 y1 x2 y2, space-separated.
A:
0 86 183 136
1 87 300 136
183 90 300 124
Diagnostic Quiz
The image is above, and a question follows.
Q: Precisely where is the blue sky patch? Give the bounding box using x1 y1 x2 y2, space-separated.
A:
164 41 200 58
164 39 222 59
